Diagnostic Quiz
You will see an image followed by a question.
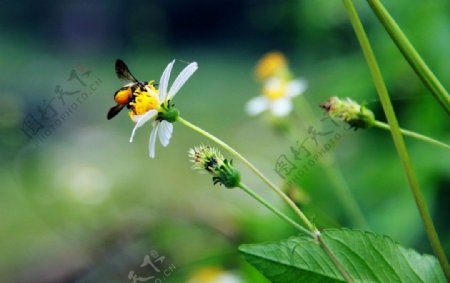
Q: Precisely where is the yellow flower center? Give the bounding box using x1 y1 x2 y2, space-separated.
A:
263 78 287 100
128 82 161 120
256 52 287 80
187 267 226 283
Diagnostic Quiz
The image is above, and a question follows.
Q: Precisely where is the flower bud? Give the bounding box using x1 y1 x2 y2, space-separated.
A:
320 97 375 129
189 145 241 189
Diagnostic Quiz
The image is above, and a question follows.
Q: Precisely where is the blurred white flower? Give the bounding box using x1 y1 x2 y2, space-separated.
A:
54 165 110 205
129 60 198 158
246 77 307 117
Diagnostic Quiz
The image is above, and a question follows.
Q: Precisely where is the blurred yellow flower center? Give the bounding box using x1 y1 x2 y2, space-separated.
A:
129 83 161 119
187 267 226 283
263 78 286 100
256 52 287 80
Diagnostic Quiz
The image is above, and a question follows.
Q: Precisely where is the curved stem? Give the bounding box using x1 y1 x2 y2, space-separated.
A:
240 184 352 282
177 116 316 232
238 182 312 236
365 0 450 115
316 233 354 283
373 121 450 150
240 179 353 283
343 0 450 279
179 118 353 282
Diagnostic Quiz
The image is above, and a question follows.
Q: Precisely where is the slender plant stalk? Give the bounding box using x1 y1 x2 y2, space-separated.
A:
343 0 450 279
373 121 450 150
179 116 354 282
238 182 312 236
316 234 354 283
240 172 355 283
294 97 369 229
365 0 450 115
177 116 315 231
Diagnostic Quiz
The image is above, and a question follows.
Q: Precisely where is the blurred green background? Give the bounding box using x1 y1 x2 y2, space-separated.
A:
1 0 449 282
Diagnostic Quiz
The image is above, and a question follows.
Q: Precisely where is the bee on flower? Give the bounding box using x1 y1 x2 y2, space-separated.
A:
109 59 198 158
245 52 308 117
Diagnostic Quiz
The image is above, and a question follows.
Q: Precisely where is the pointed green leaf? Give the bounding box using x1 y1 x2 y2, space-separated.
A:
239 229 445 283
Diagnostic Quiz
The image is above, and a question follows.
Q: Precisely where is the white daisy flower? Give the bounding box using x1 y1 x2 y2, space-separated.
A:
245 77 308 117
129 60 198 158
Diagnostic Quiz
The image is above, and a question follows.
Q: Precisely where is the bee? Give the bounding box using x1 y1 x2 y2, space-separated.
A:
107 59 148 120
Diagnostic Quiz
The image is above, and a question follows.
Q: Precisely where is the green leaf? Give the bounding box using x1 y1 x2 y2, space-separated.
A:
239 229 445 283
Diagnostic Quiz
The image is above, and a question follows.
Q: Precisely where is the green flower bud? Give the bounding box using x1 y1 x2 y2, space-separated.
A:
320 96 375 129
189 145 241 189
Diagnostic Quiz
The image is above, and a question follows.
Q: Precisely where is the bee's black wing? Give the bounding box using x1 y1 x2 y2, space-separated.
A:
115 59 139 83
107 103 127 120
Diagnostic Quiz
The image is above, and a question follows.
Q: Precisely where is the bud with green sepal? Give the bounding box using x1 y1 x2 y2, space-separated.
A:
320 96 449 150
320 96 375 130
188 144 313 234
189 145 241 189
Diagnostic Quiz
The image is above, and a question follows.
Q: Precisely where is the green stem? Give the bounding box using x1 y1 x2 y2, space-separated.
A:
238 182 312 236
294 97 369 229
180 118 353 282
177 116 315 232
365 0 450 115
343 0 450 279
373 121 450 150
239 184 353 283
239 183 353 282
316 233 354 283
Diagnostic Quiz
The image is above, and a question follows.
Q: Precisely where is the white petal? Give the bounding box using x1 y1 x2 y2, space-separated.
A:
265 77 282 90
167 62 198 100
148 123 160 158
158 121 170 146
286 79 308 98
135 110 158 128
158 60 175 101
270 98 293 116
245 96 269 116
129 110 158 143
158 121 173 147
157 124 166 146
130 114 142 123
164 121 173 146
